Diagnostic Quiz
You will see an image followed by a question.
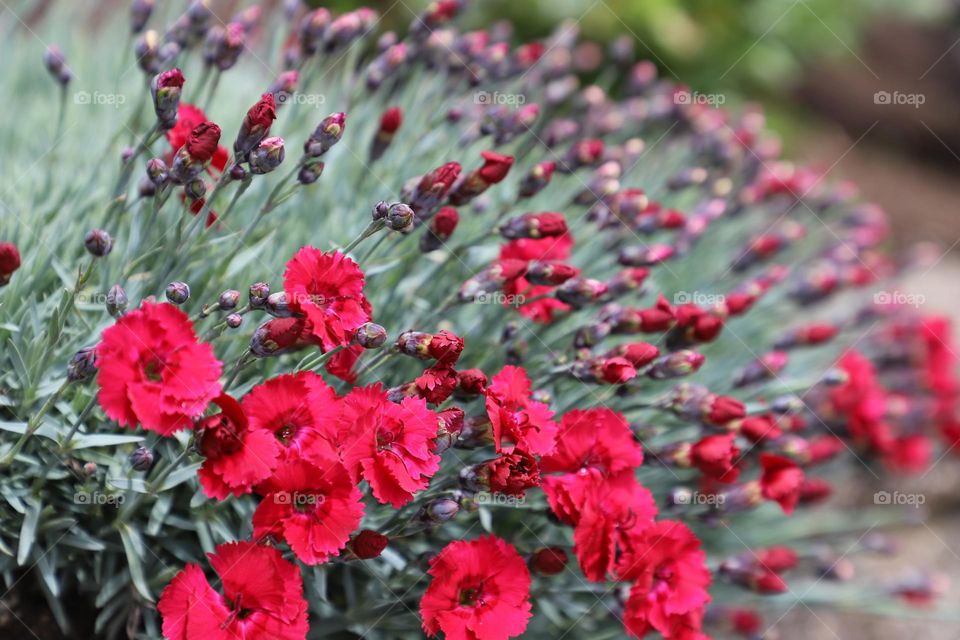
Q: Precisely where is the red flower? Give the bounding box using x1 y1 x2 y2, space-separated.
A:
530 547 568 575
499 234 574 323
324 343 363 384
690 433 741 483
416 365 458 405
599 356 637 383
483 450 541 496
243 372 338 465
427 329 465 366
253 455 364 565
158 541 308 640
334 385 441 507
456 368 488 396
378 106 403 134
759 453 805 514
704 395 746 425
485 365 558 455
541 408 642 477
284 248 371 350
96 302 222 436
617 520 712 640
197 393 281 499
0 242 21 285
166 103 228 172
883 434 932 475
420 536 532 640
235 93 277 155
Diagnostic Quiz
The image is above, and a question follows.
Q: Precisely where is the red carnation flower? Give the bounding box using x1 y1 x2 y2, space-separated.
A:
166 103 229 172
334 385 441 507
482 450 541 497
759 453 805 514
427 329 465 366
456 368 488 396
243 371 338 465
704 395 746 425
96 302 222 435
379 106 403 134
541 407 642 477
284 248 371 350
690 433 741 483
0 242 21 285
416 365 458 405
616 520 712 640
420 536 532 640
325 343 364 384
186 121 222 163
197 393 281 499
499 234 574 323
530 547 568 575
235 93 277 155
158 541 308 640
253 455 364 565
485 365 558 456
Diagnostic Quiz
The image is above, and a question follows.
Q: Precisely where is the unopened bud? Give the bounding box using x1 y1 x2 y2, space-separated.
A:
146 158 169 186
84 229 113 257
264 292 294 317
130 0 155 34
305 112 346 156
106 284 128 317
129 447 155 472
248 282 270 307
385 203 414 232
67 347 98 382
43 45 72 85
530 547 569 575
356 322 387 348
225 313 243 328
423 497 459 523
165 281 191 304
218 289 240 310
249 136 285 175
184 179 206 200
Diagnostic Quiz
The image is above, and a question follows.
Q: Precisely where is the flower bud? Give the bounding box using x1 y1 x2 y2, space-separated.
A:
234 93 277 157
146 158 169 186
130 0 155 34
518 161 557 198
129 447 156 472
647 350 705 379
250 317 312 358
499 212 568 239
526 262 579 286
184 179 206 201
422 497 459 523
299 8 332 56
230 164 248 181
249 136 285 175
298 159 325 185
268 69 299 106
135 30 162 75
555 278 607 308
150 68 185 130
165 281 191 304
248 282 270 307
0 242 21 287
43 45 72 85
106 284 128 317
356 322 387 348
225 313 243 328
530 548 568 576
370 106 403 162
385 202 415 232
84 229 113 257
203 22 246 72
67 347 98 382
218 289 240 310
448 151 514 205
408 162 461 217
348 530 389 559
419 206 459 252
264 292 294 317
304 112 346 157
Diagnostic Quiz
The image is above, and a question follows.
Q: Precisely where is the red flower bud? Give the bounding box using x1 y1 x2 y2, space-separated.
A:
456 368 488 396
599 357 637 384
610 342 660 367
760 453 805 514
482 450 541 496
348 529 389 559
186 121 222 162
690 433 741 482
525 262 579 286
705 395 746 425
0 242 21 286
807 435 845 465
737 415 783 443
477 150 514 184
379 106 403 135
500 212 568 239
798 478 832 504
235 93 276 155
530 547 568 576
427 330 464 366
755 546 798 572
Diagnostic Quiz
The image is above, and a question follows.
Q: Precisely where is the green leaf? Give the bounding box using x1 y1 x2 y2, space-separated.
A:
107 477 149 493
158 462 202 492
117 522 153 602
18 499 41 566
71 434 144 449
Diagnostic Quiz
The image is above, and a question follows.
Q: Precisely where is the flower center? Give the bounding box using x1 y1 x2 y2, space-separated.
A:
458 581 486 607
143 358 165 382
276 424 296 445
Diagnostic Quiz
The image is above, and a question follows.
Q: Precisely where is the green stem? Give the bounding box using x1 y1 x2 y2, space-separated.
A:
2 381 70 466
